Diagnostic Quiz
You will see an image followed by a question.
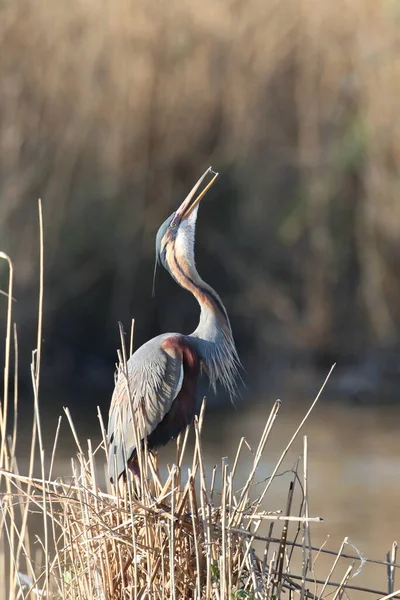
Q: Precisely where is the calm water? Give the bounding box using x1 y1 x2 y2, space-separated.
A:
5 397 400 598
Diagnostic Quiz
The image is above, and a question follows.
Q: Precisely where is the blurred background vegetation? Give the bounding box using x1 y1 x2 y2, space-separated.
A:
1 0 400 408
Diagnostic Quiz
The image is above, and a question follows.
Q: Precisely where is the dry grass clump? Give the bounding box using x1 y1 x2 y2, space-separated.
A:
1 372 400 600
1 398 320 599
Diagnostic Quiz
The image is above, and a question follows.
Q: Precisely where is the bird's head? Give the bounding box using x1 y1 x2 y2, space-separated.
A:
153 167 218 288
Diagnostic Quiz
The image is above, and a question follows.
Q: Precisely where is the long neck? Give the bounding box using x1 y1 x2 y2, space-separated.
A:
166 244 240 398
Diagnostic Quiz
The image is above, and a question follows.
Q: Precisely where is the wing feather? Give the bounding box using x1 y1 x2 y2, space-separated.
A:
107 334 183 483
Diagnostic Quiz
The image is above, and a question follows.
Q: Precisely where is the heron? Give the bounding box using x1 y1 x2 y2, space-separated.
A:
107 167 240 484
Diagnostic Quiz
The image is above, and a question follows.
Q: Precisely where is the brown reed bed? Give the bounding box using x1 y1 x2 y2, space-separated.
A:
3 0 400 360
1 215 400 599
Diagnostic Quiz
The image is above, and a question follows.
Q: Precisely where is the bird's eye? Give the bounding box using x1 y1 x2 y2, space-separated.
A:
170 219 177 229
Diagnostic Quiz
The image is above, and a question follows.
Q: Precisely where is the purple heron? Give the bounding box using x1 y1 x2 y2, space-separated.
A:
107 168 240 483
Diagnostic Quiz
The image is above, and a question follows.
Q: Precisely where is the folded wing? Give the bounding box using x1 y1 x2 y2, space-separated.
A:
107 335 184 483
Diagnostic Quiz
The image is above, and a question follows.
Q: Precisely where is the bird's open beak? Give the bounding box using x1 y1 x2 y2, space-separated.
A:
171 167 218 227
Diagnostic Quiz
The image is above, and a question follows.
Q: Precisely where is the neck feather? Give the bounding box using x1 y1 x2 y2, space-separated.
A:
166 243 241 398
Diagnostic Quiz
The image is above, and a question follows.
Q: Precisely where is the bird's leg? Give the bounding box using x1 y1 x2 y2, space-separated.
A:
127 454 189 523
128 456 140 478
117 475 126 498
129 451 162 505
128 456 142 496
